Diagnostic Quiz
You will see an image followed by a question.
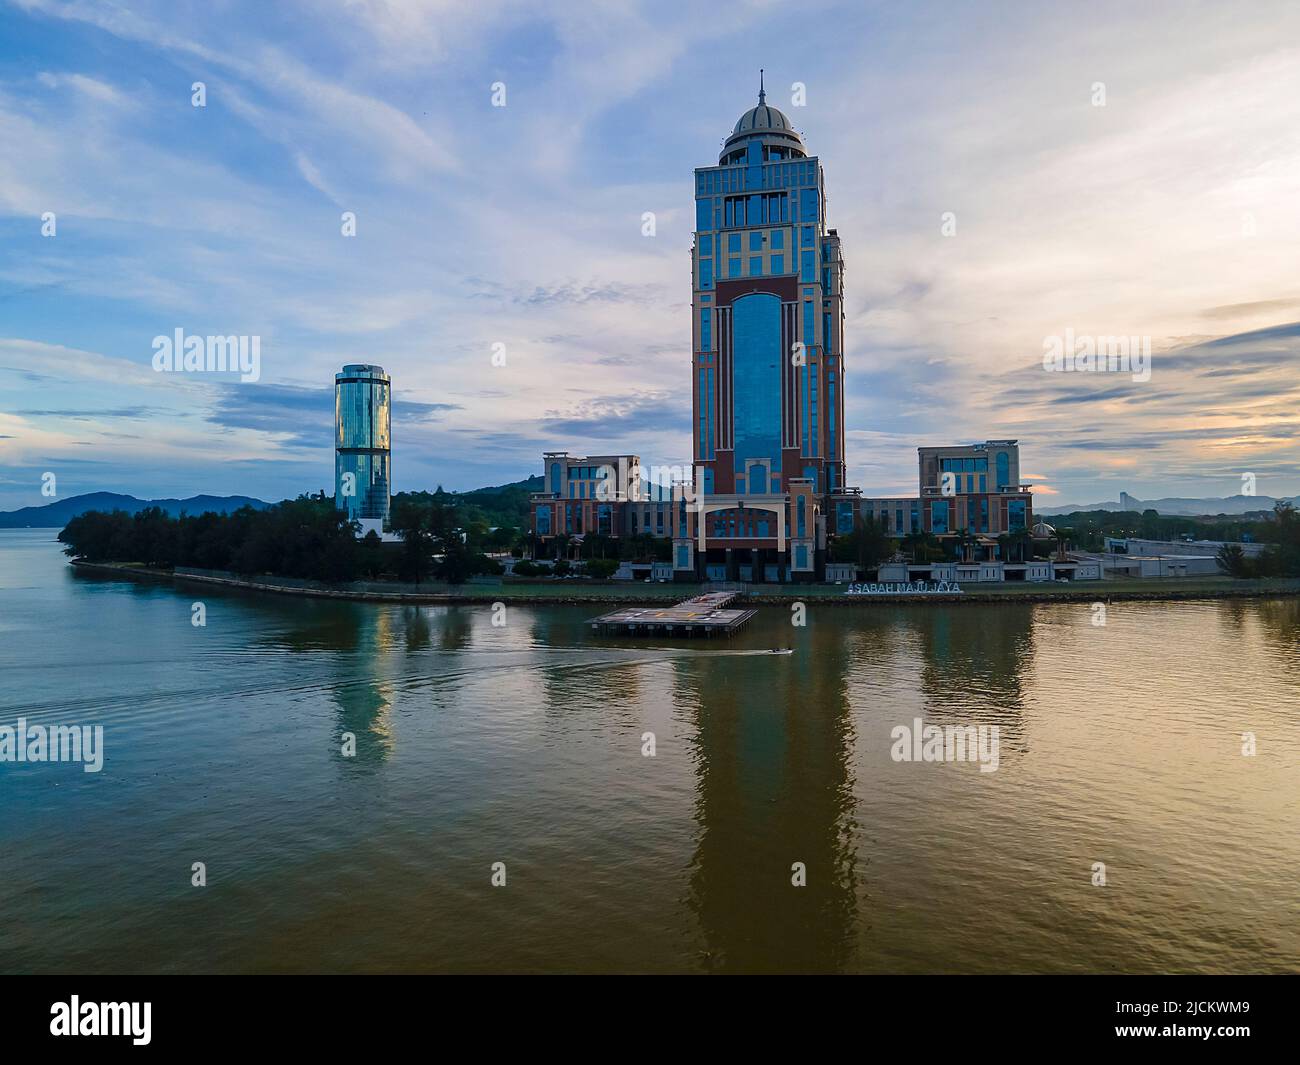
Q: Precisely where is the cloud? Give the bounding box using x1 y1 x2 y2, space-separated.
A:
3 0 1300 509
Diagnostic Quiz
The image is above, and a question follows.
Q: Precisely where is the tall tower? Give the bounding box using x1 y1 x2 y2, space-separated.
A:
687 76 846 581
334 364 391 531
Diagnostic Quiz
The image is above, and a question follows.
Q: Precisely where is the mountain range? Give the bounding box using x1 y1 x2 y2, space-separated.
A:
1038 494 1291 517
0 492 270 528
6 484 1289 529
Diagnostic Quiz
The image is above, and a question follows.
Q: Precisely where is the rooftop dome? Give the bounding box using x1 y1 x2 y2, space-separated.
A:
720 71 807 164
732 100 796 136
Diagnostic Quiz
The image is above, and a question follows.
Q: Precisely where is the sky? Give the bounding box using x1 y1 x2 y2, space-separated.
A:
0 0 1298 512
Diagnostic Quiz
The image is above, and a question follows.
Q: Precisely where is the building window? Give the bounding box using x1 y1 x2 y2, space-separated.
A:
729 233 741 253
729 257 741 278
731 292 783 485
749 231 763 251
549 462 561 494
699 258 712 289
801 249 816 281
699 234 712 255
828 376 836 459
706 367 714 458
771 229 784 249
802 188 819 222
837 501 854 534
932 499 949 534
700 309 712 351
771 255 784 274
997 451 1010 489
749 256 762 275
537 507 551 535
1008 498 1026 532
809 371 818 457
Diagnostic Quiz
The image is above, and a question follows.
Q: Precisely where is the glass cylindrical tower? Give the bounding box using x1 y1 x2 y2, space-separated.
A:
334 364 391 527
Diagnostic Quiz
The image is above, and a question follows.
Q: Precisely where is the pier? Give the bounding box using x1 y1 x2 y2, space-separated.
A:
590 590 755 637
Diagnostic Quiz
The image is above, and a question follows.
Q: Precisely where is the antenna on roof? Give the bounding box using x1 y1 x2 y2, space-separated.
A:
758 68 766 105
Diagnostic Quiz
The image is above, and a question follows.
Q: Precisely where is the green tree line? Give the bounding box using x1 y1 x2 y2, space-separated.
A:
59 492 513 585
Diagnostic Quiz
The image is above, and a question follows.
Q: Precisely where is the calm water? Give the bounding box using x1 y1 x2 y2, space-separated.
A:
1 528 1297 974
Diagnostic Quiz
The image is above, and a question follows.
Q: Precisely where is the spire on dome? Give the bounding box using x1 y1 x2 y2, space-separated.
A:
758 68 766 105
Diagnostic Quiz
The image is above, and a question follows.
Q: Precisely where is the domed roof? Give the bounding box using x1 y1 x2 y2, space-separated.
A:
733 101 796 136
720 72 806 163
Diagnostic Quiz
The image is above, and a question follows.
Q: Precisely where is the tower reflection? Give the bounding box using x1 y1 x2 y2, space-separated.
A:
681 628 859 973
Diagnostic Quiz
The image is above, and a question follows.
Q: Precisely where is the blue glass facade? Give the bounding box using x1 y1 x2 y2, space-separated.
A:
334 364 391 525
1008 498 1027 531
731 293 782 487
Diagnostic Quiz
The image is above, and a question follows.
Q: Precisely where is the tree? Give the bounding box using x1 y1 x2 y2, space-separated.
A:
830 517 891 571
358 530 386 580
1051 527 1073 561
1256 501 1300 577
586 558 619 579
60 496 361 583
391 498 436 586
1216 543 1248 577
953 528 976 563
1007 528 1033 563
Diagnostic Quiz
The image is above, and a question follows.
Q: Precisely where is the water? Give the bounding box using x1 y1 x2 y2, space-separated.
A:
1 528 1297 974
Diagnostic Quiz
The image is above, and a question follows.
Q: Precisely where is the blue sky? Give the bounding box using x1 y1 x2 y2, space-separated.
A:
1 0 1298 511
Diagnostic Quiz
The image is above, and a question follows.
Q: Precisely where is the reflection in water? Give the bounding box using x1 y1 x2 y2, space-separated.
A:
908 604 1034 759
1253 598 1300 681
7 529 1300 974
912 604 1035 713
329 607 394 766
402 606 432 652
437 607 474 651
684 625 859 972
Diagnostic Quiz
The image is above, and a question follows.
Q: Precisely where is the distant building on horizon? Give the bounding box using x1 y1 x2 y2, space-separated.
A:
334 364 391 535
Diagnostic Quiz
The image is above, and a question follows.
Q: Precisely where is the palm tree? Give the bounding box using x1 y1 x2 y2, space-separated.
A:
1051 527 1072 561
954 529 975 564
901 530 924 562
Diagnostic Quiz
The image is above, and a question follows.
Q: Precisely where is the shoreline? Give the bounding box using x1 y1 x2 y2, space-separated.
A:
67 559 1300 606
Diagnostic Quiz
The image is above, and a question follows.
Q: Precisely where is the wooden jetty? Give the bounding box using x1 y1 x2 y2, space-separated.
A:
590 590 756 637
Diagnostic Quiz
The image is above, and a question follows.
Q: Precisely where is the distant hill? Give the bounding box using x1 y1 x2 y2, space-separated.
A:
460 474 543 500
1039 493 1291 517
2 475 551 531
0 492 269 529
395 475 543 531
